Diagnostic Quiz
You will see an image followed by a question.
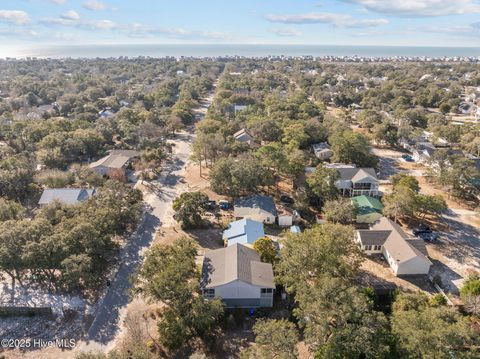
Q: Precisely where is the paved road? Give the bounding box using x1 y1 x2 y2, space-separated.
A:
78 90 214 353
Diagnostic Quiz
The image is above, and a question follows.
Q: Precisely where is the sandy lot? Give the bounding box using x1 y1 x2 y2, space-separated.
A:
373 145 480 294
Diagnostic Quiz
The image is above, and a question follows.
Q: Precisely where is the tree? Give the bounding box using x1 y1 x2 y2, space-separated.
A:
242 319 299 359
415 194 447 218
135 238 224 350
35 169 75 188
276 224 361 294
0 198 25 221
329 130 378 167
357 109 383 129
460 273 480 314
253 237 278 264
323 197 357 224
372 122 398 147
172 192 209 229
382 186 417 222
306 165 340 205
210 156 273 197
392 294 478 358
299 277 393 359
391 173 420 193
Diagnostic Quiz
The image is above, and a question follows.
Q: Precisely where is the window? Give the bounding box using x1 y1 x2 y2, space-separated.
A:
261 288 273 294
374 245 382 251
203 289 215 299
353 183 372 190
364 245 372 251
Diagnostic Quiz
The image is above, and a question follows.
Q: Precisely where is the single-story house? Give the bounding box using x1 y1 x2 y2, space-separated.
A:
89 150 139 177
335 165 379 197
355 217 432 276
201 243 275 308
234 195 277 224
312 142 333 160
412 142 437 163
223 218 265 247
38 188 95 206
233 128 256 146
234 104 247 114
352 195 384 224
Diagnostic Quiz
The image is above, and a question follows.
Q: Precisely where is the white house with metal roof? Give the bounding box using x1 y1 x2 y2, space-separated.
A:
201 244 275 308
223 218 265 247
356 217 432 276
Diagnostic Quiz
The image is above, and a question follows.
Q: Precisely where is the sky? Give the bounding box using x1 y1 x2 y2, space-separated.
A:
0 0 479 52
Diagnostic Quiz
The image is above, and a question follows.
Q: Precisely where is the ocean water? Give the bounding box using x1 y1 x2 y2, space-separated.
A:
7 44 480 59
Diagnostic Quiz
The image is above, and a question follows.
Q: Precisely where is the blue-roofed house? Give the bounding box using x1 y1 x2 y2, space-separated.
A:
223 219 265 247
38 188 96 206
290 225 301 234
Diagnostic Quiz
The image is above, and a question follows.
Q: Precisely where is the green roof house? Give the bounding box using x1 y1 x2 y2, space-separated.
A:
352 195 384 224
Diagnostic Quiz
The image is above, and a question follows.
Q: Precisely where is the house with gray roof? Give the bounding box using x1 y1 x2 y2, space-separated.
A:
38 188 95 206
223 218 265 247
355 217 431 276
334 165 379 197
201 243 275 308
89 150 139 177
233 128 258 148
312 142 333 160
234 195 277 224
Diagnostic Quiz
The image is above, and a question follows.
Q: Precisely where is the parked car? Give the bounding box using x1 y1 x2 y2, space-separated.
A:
413 224 432 235
219 200 230 210
418 231 439 242
205 200 216 211
280 195 294 204
402 154 414 162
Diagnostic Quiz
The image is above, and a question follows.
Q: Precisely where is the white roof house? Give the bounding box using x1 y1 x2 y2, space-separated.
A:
223 218 265 247
356 217 432 276
201 244 275 308
38 188 95 206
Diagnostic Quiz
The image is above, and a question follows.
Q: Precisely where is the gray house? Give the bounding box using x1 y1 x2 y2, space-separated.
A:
201 244 275 308
89 150 139 177
335 166 379 197
233 128 256 146
356 217 431 276
234 195 278 224
312 142 333 160
38 188 96 206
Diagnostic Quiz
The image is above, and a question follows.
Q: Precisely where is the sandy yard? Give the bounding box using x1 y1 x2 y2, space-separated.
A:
373 145 480 295
359 256 436 294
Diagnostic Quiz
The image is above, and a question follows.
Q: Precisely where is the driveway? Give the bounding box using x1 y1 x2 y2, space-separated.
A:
77 90 215 354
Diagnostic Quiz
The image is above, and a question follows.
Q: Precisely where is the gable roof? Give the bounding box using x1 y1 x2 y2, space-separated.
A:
201 244 275 289
357 229 391 246
38 188 95 205
371 217 431 265
337 167 377 183
233 128 252 139
234 195 278 218
89 150 139 170
223 218 265 245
